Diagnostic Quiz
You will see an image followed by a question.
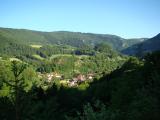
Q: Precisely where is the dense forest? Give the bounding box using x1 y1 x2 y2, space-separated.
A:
0 27 146 50
0 28 160 120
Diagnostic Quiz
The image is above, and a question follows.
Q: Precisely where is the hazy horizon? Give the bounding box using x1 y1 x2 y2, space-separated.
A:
1 26 157 39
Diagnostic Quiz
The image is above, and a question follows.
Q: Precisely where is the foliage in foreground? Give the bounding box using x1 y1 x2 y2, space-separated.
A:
0 51 160 120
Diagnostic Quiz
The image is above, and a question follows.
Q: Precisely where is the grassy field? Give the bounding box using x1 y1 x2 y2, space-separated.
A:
10 58 21 62
30 44 42 48
50 54 73 59
32 54 44 60
50 54 89 59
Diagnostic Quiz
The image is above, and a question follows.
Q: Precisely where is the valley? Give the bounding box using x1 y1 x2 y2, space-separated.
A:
1 0 160 119
0 28 160 120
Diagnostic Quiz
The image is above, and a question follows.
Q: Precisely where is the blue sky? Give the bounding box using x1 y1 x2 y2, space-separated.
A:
0 0 160 38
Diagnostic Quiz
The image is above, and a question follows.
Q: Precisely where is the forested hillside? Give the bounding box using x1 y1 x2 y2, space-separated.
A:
1 0 159 119
0 27 144 51
0 50 160 120
122 33 160 56
0 27 160 120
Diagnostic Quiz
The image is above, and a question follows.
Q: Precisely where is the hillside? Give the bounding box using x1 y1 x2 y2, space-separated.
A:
0 27 144 51
122 33 160 56
1 50 160 120
0 27 160 120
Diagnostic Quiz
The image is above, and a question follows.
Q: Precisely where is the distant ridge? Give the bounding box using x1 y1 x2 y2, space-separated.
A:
122 33 160 56
0 27 146 51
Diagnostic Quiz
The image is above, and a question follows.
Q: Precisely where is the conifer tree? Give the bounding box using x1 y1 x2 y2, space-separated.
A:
4 61 27 120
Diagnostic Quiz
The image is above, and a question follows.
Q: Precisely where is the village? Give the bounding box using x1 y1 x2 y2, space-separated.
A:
38 72 95 87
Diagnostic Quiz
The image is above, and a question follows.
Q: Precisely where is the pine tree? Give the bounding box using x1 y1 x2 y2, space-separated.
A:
4 61 27 120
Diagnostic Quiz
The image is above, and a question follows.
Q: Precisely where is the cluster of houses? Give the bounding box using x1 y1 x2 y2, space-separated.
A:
38 72 62 82
38 72 95 87
68 74 94 86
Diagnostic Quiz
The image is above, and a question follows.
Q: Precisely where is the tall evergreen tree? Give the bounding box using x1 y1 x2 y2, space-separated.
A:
4 61 27 120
